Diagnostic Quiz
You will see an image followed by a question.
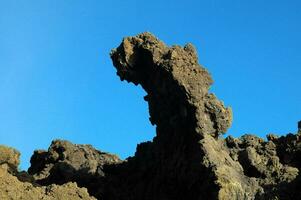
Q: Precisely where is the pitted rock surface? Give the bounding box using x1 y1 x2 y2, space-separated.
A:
109 32 258 200
111 33 232 138
0 145 96 200
28 140 121 198
0 33 300 200
108 33 301 200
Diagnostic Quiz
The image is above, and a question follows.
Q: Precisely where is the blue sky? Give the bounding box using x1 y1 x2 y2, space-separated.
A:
1 0 300 170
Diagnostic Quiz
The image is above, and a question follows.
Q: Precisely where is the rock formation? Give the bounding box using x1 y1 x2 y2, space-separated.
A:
0 145 96 200
0 33 300 199
28 140 121 199
108 32 255 200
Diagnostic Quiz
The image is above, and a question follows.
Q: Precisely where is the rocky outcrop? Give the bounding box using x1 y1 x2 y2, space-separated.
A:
0 145 20 174
28 140 121 199
108 33 300 199
226 134 300 199
108 32 259 200
0 33 300 199
0 145 96 200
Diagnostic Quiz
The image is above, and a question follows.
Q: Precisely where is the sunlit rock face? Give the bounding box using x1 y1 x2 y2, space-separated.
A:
0 33 300 200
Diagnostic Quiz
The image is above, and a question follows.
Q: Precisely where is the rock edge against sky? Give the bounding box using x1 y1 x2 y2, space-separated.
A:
0 33 300 200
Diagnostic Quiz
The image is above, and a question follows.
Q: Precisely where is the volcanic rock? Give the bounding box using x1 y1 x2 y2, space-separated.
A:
108 32 258 200
107 33 301 199
28 140 121 198
0 33 300 200
0 145 96 200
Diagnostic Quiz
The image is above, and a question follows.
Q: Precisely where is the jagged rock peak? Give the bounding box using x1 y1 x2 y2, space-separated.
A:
110 32 257 200
111 32 232 138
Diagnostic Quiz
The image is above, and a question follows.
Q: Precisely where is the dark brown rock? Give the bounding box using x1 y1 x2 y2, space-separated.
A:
108 33 301 199
108 32 259 200
1 33 300 200
28 140 121 199
0 145 96 200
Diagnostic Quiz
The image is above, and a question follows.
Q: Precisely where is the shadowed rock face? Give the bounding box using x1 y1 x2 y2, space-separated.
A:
28 140 121 199
0 33 300 200
111 33 232 138
107 33 301 199
108 32 258 200
0 145 96 200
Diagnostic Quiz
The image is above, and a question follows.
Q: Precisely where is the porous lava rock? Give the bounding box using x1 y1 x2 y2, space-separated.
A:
28 140 121 199
107 32 259 200
0 33 300 200
0 145 96 200
107 33 301 199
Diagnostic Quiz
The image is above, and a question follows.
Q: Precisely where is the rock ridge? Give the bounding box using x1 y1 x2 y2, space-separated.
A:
0 33 300 200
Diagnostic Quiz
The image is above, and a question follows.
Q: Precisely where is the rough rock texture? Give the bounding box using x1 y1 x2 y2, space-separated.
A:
108 32 259 200
226 134 300 199
0 145 96 200
0 33 300 200
28 140 121 198
0 145 20 173
108 33 301 199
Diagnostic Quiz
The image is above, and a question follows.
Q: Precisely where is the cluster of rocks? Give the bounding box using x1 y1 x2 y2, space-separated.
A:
0 144 96 200
0 33 300 199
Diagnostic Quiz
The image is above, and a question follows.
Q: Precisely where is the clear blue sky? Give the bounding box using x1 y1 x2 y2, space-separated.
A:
1 0 300 170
